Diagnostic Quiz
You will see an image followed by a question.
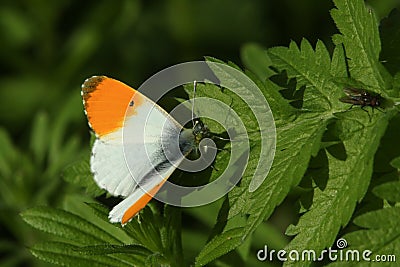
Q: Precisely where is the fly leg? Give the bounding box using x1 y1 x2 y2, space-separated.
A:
361 106 372 122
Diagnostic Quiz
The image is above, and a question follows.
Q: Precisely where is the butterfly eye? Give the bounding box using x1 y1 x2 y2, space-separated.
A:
193 121 202 135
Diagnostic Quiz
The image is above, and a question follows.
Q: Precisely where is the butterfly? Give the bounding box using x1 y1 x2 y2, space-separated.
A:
81 76 209 224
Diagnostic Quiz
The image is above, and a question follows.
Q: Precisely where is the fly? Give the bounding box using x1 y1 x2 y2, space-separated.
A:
340 88 382 111
339 88 384 121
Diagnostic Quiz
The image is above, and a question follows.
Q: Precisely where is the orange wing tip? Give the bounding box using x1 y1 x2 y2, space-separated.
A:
120 181 166 225
81 75 107 94
81 76 143 137
120 193 153 225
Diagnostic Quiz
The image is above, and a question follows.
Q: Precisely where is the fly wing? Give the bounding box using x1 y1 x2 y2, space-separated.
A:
343 88 364 97
339 96 360 105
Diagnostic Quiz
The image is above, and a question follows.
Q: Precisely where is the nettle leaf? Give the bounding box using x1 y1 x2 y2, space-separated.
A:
391 156 400 169
72 244 151 256
196 228 245 266
22 204 183 266
373 181 400 202
205 57 279 193
241 43 275 82
31 241 132 267
281 2 399 266
380 9 400 77
270 39 343 111
195 1 399 265
184 81 257 186
85 202 112 222
284 114 392 266
240 43 295 122
21 206 122 245
195 40 339 265
24 1 400 266
331 0 390 91
22 207 142 266
329 207 400 266
120 205 184 267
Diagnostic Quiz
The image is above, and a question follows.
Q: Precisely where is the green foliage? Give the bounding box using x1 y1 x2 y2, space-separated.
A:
1 0 287 266
0 104 86 266
9 0 400 266
196 0 399 265
373 181 400 202
21 204 184 267
63 160 105 198
380 9 400 76
331 0 389 90
329 168 400 267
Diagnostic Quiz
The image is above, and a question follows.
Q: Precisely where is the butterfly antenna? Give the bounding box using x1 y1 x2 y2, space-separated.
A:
192 80 197 127
212 136 231 141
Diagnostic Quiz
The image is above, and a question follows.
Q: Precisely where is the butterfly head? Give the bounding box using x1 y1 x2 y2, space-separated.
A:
178 119 209 156
192 119 209 142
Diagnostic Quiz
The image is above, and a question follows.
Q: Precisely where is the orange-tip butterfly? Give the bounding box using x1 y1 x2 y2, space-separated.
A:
81 76 209 224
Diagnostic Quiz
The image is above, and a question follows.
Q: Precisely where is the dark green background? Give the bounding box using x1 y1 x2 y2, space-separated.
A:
1 0 398 266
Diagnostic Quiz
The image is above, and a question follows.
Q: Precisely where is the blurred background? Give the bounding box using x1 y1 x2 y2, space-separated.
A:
0 0 398 266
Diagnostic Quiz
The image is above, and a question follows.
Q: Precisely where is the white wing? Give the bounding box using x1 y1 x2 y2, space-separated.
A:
108 161 179 223
83 76 188 223
91 95 183 197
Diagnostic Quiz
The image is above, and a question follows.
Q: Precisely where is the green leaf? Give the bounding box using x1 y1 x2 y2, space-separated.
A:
29 112 49 165
331 0 389 90
63 160 105 197
0 128 18 178
196 1 400 264
162 205 184 265
31 241 133 267
353 206 400 229
329 207 400 266
47 93 84 176
21 206 121 245
85 202 112 222
278 1 399 265
205 58 278 192
240 43 275 82
391 156 400 169
74 244 152 256
380 9 400 77
121 206 184 267
123 206 164 252
18 1 400 266
195 228 245 266
196 40 337 265
269 39 343 111
22 203 185 266
373 181 400 202
61 195 133 245
144 253 169 267
283 114 391 266
240 46 295 121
